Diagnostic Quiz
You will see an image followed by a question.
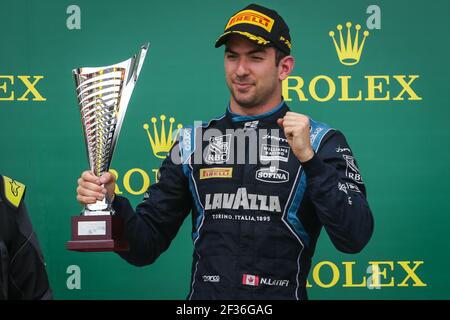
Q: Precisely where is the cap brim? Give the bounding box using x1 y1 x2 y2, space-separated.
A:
215 30 271 48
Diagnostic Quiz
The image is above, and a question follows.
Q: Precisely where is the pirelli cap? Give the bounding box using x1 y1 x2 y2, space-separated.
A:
215 3 292 54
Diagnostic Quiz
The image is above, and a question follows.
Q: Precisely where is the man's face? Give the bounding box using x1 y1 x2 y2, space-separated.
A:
224 35 280 109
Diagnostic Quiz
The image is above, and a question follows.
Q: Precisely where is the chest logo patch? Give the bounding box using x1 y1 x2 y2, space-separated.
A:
260 144 290 162
205 134 231 164
200 167 233 180
255 166 289 183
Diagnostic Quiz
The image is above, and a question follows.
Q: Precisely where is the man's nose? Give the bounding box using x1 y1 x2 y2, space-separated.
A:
235 58 250 77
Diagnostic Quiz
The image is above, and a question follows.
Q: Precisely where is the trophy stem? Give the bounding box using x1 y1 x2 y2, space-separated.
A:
84 200 110 215
83 183 114 215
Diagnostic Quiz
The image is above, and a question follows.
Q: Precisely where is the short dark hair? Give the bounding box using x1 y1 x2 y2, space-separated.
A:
275 48 287 66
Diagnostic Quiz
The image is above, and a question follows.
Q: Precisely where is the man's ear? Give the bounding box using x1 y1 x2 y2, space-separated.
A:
279 56 295 81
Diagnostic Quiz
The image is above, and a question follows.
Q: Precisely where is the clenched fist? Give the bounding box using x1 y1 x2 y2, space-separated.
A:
277 111 315 163
76 171 116 205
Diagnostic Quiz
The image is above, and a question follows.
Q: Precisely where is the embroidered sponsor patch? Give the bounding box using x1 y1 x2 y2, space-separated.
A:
262 134 287 143
242 274 260 286
335 145 352 153
243 120 258 132
338 182 348 194
242 274 289 287
226 9 275 32
346 182 361 193
255 166 289 183
182 128 192 152
204 187 281 213
310 127 324 144
343 154 364 184
199 167 233 180
202 275 220 283
260 144 290 162
205 134 231 164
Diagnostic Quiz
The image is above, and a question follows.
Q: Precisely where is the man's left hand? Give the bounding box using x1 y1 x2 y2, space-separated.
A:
277 111 314 163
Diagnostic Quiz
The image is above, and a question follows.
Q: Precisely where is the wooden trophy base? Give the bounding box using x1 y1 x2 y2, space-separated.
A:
67 215 129 252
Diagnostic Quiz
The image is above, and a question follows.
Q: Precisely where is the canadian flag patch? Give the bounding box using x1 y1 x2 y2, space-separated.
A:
242 274 260 286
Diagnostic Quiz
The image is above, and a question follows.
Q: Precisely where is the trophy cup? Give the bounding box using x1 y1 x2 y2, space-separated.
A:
67 43 149 252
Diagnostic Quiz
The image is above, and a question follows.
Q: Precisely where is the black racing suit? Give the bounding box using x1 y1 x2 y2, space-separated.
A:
0 175 52 300
113 101 374 299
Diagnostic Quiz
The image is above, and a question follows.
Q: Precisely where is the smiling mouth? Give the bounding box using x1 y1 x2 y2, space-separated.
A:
234 82 253 90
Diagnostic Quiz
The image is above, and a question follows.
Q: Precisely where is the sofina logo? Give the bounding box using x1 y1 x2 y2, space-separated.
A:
255 166 289 183
143 115 183 159
329 22 369 66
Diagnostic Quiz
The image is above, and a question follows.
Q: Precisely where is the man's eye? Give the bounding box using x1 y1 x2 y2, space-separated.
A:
251 56 264 61
226 54 237 59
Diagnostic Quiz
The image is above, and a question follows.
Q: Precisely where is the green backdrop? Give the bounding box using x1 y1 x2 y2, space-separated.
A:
1 0 448 299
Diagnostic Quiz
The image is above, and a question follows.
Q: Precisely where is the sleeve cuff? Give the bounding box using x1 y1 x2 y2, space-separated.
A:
301 152 326 177
112 195 134 220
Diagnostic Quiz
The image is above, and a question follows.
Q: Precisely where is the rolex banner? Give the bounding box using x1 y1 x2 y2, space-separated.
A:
1 0 449 299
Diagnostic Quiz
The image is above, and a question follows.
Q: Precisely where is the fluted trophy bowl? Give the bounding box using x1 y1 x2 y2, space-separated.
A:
67 43 148 252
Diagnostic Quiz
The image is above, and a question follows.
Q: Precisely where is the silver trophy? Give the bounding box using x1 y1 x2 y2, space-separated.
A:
67 43 149 252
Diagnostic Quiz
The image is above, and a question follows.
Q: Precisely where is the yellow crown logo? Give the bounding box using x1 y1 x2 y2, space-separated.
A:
329 22 369 66
143 115 183 159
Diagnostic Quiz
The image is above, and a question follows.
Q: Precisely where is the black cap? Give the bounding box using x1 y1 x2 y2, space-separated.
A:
215 3 291 55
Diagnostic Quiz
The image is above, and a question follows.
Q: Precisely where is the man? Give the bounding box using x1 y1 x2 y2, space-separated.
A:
0 174 53 300
76 3 373 299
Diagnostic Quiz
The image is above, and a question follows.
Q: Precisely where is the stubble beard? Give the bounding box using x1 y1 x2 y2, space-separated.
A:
231 88 259 109
229 81 276 110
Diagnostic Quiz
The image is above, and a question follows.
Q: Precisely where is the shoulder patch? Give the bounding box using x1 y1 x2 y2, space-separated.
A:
2 176 26 209
309 119 334 152
179 126 194 164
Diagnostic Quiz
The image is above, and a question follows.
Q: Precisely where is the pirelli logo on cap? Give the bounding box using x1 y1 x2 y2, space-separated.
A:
226 9 274 33
200 167 233 180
